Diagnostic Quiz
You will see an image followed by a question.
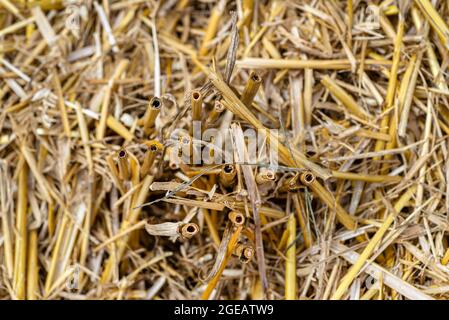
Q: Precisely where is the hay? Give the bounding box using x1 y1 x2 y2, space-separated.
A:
0 0 448 300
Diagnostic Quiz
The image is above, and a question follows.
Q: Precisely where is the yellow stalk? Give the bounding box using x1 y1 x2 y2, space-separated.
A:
331 185 417 300
285 214 297 300
237 58 392 70
191 90 203 122
414 0 449 49
52 71 71 137
303 67 313 127
243 1 285 57
203 209 221 247
332 171 401 183
106 154 125 194
106 115 134 141
26 230 38 300
117 149 130 181
309 180 355 230
201 224 243 300
0 17 35 38
0 0 22 19
13 161 28 300
141 140 163 178
198 0 225 57
242 0 254 26
411 7 449 93
96 59 129 141
292 193 312 248
75 102 93 175
373 12 404 161
441 248 449 265
321 76 372 120
142 96 162 136
241 72 262 108
100 174 153 284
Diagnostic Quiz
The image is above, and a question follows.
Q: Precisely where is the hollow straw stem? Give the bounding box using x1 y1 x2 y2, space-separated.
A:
141 140 163 177
373 15 404 162
233 243 254 263
194 58 356 229
219 164 237 188
190 90 203 136
117 149 130 181
142 96 162 135
179 223 200 239
241 72 262 107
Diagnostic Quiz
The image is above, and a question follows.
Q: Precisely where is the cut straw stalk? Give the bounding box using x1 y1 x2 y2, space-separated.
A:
194 58 355 229
142 96 162 136
241 72 262 107
117 149 130 181
237 58 392 70
191 90 203 137
219 164 237 187
331 185 417 300
206 100 225 127
0 0 22 18
141 140 163 177
285 214 297 300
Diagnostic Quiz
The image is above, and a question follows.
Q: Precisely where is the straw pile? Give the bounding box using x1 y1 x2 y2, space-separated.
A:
1 0 449 300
